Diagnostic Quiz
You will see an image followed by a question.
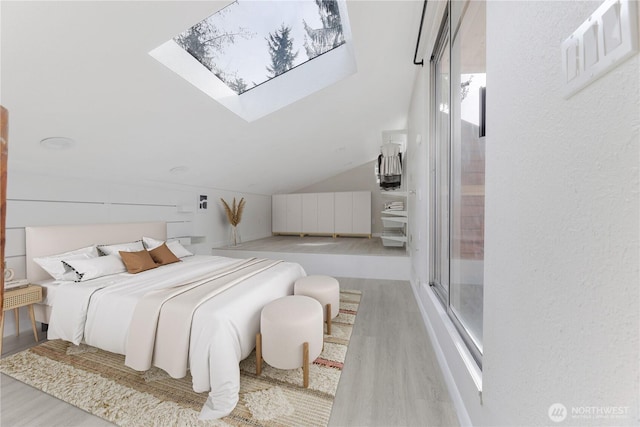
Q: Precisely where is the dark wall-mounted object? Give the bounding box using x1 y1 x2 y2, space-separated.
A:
413 0 428 66
479 86 486 138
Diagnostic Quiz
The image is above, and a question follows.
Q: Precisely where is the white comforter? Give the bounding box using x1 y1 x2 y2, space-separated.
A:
47 255 306 419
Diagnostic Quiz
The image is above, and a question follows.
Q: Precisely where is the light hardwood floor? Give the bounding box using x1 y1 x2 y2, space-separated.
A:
329 278 459 427
216 235 408 257
1 278 459 427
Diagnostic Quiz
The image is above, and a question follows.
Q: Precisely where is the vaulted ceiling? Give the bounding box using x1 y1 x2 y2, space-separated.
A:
1 1 422 195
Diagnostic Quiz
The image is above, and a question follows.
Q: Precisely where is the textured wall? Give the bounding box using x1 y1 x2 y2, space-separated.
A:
483 1 639 425
408 1 639 426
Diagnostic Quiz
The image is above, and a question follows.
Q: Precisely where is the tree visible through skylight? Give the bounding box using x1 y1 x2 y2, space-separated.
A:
174 0 345 95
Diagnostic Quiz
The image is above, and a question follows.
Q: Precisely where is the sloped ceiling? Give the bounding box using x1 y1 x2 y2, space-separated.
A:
1 1 421 195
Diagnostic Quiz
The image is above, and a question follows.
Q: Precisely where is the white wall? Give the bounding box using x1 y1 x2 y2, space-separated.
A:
4 169 272 337
294 161 377 194
408 1 639 426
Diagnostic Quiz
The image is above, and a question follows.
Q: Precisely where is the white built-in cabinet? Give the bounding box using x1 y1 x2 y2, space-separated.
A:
317 192 335 232
286 193 303 232
334 191 371 235
272 191 370 237
333 192 352 235
272 193 303 234
271 194 287 233
302 192 335 234
301 193 318 233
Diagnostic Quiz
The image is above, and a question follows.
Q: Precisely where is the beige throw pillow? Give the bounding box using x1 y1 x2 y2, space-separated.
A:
149 243 180 266
119 249 157 274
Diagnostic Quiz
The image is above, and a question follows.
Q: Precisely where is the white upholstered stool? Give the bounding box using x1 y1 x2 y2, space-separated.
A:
256 295 324 388
294 275 340 335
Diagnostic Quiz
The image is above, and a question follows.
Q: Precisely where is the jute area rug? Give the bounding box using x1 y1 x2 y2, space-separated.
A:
0 290 361 427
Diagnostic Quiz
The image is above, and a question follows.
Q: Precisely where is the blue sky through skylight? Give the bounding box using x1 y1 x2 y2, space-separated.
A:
174 0 345 94
150 0 355 121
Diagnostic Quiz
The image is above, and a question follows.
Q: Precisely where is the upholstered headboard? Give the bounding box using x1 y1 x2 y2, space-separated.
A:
25 222 167 282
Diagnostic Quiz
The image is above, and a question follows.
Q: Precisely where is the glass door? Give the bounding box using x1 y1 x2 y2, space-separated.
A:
430 9 451 304
430 0 485 366
449 0 486 359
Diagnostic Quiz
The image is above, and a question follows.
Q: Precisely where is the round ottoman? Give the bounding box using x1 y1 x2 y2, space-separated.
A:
256 295 323 388
294 275 340 335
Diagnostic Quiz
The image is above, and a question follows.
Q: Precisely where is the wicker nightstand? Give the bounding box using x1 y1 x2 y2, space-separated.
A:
1 285 42 355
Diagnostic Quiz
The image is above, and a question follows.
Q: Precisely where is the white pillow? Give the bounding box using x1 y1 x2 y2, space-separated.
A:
62 255 126 282
98 240 145 258
142 236 164 250
34 245 100 280
143 236 193 258
167 240 193 258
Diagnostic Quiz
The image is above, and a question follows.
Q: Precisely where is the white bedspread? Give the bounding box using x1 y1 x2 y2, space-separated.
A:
46 255 306 419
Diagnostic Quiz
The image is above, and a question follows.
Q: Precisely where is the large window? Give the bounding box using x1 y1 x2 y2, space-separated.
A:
430 0 486 366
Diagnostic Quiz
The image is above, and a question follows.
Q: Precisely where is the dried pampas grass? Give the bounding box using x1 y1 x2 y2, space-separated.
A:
221 197 246 227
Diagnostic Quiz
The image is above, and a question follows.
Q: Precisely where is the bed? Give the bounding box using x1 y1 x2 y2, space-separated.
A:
24 222 306 419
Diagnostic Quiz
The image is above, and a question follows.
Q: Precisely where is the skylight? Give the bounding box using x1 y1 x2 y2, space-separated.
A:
150 0 356 122
174 1 345 95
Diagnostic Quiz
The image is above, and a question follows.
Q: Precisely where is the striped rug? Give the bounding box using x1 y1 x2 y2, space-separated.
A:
0 290 361 427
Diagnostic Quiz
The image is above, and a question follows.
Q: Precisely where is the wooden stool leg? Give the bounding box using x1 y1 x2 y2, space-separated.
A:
326 303 332 336
14 308 19 337
0 311 5 355
303 341 309 388
28 305 38 342
256 333 262 376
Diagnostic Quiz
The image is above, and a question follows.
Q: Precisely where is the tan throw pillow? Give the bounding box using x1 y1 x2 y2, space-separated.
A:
149 243 181 266
119 249 157 274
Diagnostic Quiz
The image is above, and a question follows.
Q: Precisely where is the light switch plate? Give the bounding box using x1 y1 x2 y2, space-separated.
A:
602 2 623 53
565 38 580 81
561 0 638 98
583 23 599 69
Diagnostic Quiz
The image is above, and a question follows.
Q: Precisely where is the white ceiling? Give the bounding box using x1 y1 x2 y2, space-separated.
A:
1 1 422 195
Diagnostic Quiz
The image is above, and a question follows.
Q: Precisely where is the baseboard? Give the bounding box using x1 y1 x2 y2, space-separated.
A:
409 279 473 427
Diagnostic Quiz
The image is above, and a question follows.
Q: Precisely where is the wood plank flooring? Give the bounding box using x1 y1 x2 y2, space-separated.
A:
329 278 458 427
0 278 458 427
216 235 408 257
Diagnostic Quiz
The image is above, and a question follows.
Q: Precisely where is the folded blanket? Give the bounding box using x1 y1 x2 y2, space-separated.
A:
125 258 282 378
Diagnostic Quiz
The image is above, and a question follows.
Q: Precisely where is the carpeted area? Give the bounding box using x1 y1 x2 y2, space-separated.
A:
0 290 361 427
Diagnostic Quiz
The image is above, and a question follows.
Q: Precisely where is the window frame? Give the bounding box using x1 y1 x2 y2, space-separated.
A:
429 0 485 369
429 8 451 307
